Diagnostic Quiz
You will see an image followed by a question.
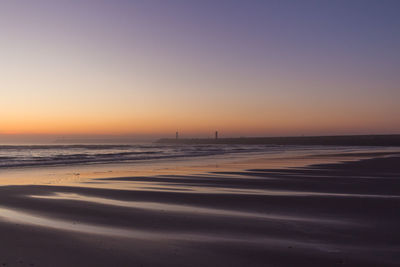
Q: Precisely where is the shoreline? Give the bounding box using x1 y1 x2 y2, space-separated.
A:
1 146 399 187
0 152 399 266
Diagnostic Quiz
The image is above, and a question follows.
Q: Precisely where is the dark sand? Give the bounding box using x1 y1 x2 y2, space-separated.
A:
1 155 400 266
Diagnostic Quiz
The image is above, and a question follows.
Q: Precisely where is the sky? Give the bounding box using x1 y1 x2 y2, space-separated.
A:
1 0 400 139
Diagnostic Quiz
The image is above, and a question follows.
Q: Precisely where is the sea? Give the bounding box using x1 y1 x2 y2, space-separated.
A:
0 142 398 169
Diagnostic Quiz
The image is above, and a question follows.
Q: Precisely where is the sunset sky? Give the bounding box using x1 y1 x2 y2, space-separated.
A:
1 0 399 139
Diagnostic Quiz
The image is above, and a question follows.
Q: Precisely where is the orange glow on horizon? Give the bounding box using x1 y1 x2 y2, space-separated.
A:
1 105 398 137
1 1 400 139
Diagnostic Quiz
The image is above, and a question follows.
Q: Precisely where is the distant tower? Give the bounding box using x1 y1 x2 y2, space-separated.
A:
215 131 218 140
176 131 179 140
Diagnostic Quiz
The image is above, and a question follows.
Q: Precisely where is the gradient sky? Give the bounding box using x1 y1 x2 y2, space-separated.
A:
1 0 400 138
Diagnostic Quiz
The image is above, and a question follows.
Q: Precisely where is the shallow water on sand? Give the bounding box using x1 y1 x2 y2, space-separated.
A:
1 146 400 266
0 144 399 186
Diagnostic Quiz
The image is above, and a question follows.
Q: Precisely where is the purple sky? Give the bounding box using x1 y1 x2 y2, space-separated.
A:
1 0 399 138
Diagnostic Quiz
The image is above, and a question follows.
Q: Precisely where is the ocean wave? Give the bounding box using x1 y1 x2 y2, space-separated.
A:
0 144 274 168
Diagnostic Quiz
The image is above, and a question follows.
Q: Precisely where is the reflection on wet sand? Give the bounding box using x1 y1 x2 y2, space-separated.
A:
0 150 400 266
30 192 353 224
0 207 142 238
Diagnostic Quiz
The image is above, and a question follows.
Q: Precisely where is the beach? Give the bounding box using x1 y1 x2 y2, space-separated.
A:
0 146 400 266
2 0 400 265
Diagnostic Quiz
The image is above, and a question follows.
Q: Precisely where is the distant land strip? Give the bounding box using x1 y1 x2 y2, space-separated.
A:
157 134 400 146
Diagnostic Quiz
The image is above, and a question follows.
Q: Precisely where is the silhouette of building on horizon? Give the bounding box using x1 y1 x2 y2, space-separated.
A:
176 131 179 140
215 131 218 140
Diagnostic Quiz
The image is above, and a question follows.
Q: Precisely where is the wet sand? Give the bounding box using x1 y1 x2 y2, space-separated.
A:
1 153 400 266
